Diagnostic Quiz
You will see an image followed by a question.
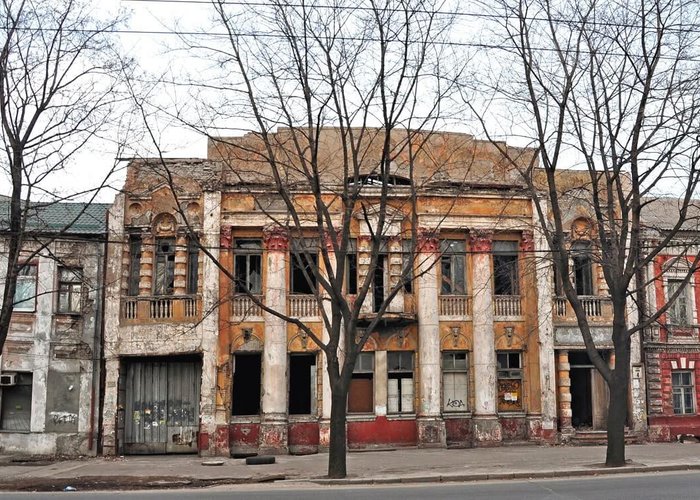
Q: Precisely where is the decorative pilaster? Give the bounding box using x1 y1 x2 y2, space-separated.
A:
557 350 574 438
173 234 188 294
260 226 289 454
469 229 502 445
139 234 154 295
416 227 445 446
319 233 339 450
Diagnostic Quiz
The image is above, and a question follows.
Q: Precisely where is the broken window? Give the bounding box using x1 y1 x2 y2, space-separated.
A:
348 352 374 413
186 236 199 295
0 372 33 431
672 370 695 415
289 354 317 415
442 352 468 412
346 239 358 295
57 267 82 314
291 240 318 294
13 263 37 311
231 353 262 416
440 240 466 295
233 239 262 294
153 238 175 295
127 235 142 296
493 241 519 296
572 241 594 296
497 351 523 411
387 351 414 414
667 279 692 326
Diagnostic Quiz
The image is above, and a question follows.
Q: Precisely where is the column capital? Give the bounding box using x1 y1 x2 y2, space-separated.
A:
220 226 232 249
417 227 439 253
470 229 493 253
323 232 341 252
520 230 535 253
263 226 289 252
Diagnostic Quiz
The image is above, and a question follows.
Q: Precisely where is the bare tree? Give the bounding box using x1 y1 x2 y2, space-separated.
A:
471 0 700 466
129 0 467 478
0 0 129 354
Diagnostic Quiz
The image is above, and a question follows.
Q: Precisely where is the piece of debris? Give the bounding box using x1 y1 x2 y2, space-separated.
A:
232 452 258 459
202 460 225 466
63 486 77 492
246 455 275 465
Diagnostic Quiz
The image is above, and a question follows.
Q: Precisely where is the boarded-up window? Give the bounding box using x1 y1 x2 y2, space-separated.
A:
231 353 261 416
387 351 414 414
289 354 317 415
348 352 374 413
497 351 523 411
0 372 33 431
442 352 468 412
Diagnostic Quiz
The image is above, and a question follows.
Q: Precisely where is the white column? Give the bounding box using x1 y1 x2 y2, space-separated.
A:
199 191 221 456
532 222 557 441
470 229 502 444
320 243 338 449
416 229 445 446
260 226 289 454
626 273 648 433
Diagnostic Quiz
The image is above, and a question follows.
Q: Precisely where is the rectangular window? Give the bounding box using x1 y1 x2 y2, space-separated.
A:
153 238 175 295
402 239 414 293
186 236 199 294
57 267 82 314
387 351 414 414
572 242 594 296
0 372 33 431
233 239 262 294
289 354 317 415
441 240 466 295
231 353 262 416
127 235 142 296
493 241 519 295
346 239 358 295
348 352 374 413
442 352 468 412
13 264 37 311
497 351 523 411
667 279 691 326
672 370 695 414
291 240 318 294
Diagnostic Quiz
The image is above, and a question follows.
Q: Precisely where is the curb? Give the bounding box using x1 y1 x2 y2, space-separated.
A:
310 464 700 486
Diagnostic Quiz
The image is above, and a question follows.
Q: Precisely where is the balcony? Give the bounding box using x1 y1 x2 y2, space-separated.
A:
553 296 611 320
439 295 472 318
494 295 522 317
231 294 264 320
288 294 320 318
121 295 200 324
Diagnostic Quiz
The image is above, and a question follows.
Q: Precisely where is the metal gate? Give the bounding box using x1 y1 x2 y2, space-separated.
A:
124 358 201 454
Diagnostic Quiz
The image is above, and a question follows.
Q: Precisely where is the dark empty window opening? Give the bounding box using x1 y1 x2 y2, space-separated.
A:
493 241 519 296
153 238 176 295
231 353 262 416
347 174 412 187
373 254 387 312
234 239 262 294
572 242 594 296
128 235 142 296
0 372 33 431
289 354 317 415
291 240 318 294
441 240 466 295
187 236 199 294
346 239 358 295
402 239 414 293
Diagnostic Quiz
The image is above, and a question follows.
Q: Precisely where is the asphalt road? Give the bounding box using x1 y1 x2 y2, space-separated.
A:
1 471 699 499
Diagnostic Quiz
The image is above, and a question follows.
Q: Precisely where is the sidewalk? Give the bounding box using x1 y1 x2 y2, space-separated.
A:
1 443 699 491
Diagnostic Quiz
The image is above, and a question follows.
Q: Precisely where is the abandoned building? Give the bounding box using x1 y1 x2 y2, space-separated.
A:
0 201 108 455
96 128 658 456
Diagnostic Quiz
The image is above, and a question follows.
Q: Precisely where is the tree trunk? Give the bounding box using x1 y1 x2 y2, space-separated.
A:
327 384 349 478
606 344 630 467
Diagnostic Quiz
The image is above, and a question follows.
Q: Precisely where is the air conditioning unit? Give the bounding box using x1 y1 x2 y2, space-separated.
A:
0 373 16 386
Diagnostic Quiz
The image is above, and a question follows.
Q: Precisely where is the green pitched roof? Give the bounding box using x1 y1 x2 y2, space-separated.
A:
0 200 109 235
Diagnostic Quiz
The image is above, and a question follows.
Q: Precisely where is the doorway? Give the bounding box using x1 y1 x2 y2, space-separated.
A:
569 351 609 430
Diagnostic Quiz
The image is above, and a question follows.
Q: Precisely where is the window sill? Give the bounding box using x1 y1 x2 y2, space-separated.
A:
288 415 319 423
0 430 31 434
54 312 82 318
498 411 526 418
229 415 261 424
386 413 416 420
443 412 472 419
346 413 376 421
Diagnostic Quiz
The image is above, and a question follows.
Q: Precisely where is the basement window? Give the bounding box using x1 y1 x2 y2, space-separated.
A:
0 372 33 431
442 352 468 412
387 351 414 414
289 354 317 415
231 353 262 416
348 352 374 413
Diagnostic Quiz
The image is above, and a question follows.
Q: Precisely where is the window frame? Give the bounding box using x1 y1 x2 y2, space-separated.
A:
233 238 263 295
666 279 693 326
387 351 414 415
348 352 374 414
440 239 466 295
57 267 83 314
572 241 594 296
13 263 38 312
127 234 142 296
153 237 176 296
290 239 319 295
186 236 199 295
493 241 520 296
345 239 358 295
442 351 469 412
496 351 524 411
672 370 695 415
0 372 33 432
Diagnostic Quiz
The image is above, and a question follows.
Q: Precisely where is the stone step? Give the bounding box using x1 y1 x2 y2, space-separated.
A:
570 430 640 445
